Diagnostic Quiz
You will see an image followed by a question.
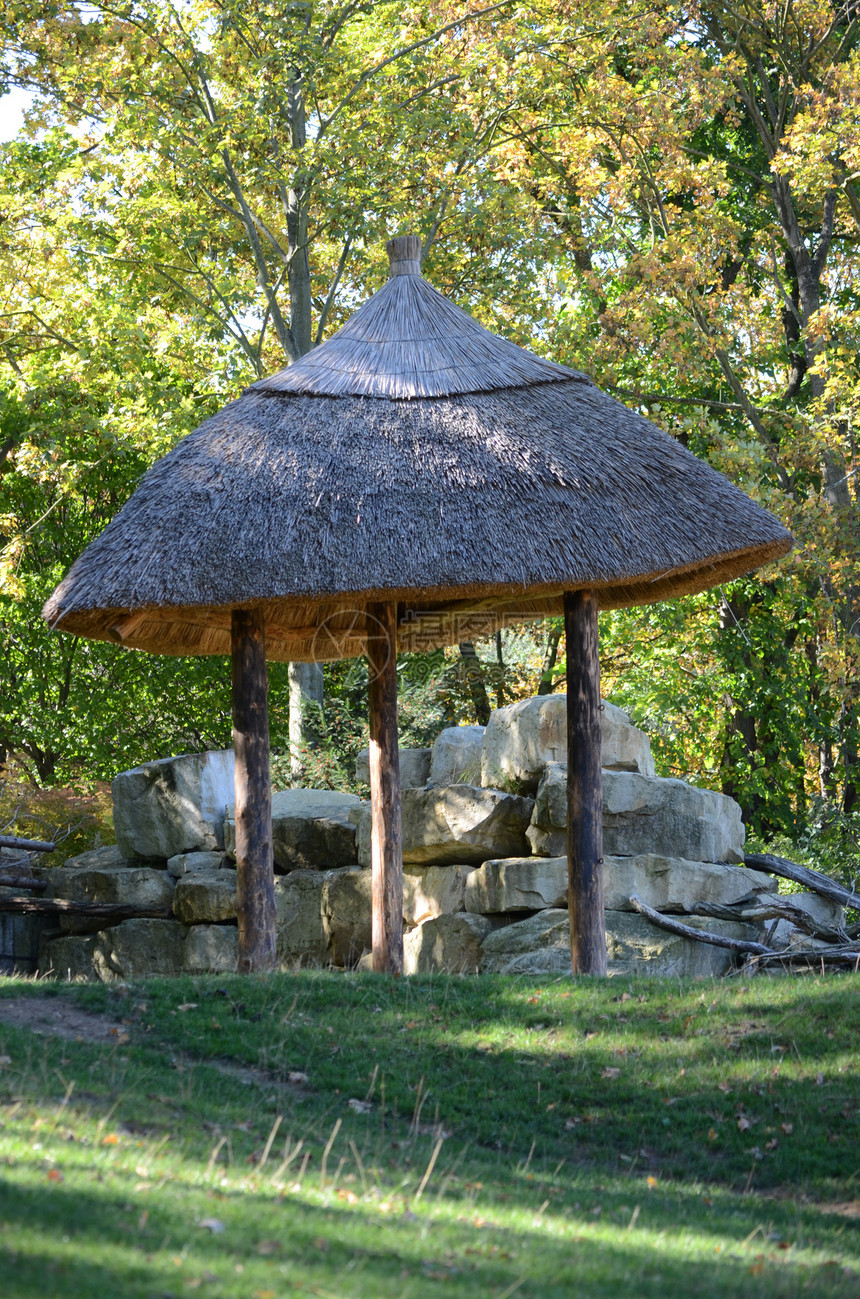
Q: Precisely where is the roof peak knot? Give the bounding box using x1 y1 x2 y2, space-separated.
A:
387 234 422 277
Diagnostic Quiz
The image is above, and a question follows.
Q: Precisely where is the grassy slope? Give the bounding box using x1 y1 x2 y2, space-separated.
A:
1 970 859 1298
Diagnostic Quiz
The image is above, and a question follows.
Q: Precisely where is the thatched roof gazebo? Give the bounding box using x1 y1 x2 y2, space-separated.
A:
44 236 792 975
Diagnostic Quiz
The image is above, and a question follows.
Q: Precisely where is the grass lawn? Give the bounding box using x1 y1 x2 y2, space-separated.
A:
0 969 858 1297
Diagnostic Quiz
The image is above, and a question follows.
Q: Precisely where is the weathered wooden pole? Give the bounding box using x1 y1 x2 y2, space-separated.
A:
564 589 607 975
231 608 276 973
366 601 403 974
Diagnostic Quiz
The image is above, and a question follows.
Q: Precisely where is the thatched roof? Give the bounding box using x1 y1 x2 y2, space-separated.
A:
44 236 792 661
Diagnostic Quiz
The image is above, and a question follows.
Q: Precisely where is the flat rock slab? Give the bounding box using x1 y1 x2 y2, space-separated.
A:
62 845 133 870
356 786 534 868
275 871 329 966
465 857 567 913
43 866 175 934
355 747 431 789
174 871 237 924
403 864 477 925
183 924 239 973
40 919 187 982
603 855 771 912
527 764 745 863
167 851 230 878
225 788 361 872
481 695 654 793
404 913 494 975
430 726 485 786
113 750 234 860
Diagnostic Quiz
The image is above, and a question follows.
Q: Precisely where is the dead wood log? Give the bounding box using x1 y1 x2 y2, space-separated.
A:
0 896 172 919
745 853 860 911
0 834 56 853
0 873 48 893
629 895 777 956
692 899 849 943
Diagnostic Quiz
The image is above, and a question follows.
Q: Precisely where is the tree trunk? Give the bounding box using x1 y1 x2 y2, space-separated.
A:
564 590 606 976
366 602 403 975
288 661 324 782
458 641 491 724
232 608 276 973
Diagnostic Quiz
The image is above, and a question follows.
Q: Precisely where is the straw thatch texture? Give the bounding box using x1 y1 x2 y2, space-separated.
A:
246 268 580 399
44 368 792 661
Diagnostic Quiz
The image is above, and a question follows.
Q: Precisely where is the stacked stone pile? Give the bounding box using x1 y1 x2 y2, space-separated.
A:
31 696 841 982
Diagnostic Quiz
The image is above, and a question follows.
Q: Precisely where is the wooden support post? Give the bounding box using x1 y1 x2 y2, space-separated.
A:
564 589 607 976
366 601 403 975
231 608 276 973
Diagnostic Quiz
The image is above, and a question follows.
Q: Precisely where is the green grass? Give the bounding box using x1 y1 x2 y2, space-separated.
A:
1 970 859 1297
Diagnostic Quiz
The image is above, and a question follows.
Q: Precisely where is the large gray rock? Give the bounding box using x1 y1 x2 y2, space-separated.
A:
167 851 229 878
173 871 237 923
275 871 329 966
63 844 132 870
403 865 476 925
527 764 745 863
355 747 431 789
356 786 534 868
480 907 758 977
40 919 187 982
44 866 175 934
113 750 235 860
481 909 571 972
404 913 493 975
465 857 567 913
603 854 770 912
183 924 238 973
225 788 361 871
481 695 654 793
430 726 485 786
604 910 757 978
323 867 372 967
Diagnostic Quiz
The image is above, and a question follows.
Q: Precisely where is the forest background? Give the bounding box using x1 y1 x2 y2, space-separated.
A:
1 0 858 880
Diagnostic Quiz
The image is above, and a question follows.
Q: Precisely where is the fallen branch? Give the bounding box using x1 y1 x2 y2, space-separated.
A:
0 896 172 920
0 873 48 893
692 899 849 944
745 853 860 911
0 834 57 853
629 895 777 955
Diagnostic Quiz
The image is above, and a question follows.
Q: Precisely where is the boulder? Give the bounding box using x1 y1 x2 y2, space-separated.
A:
63 844 133 870
275 871 329 966
429 726 485 786
356 786 534 868
167 851 230 878
480 907 758 977
527 765 745 863
481 695 654 793
0 908 41 973
225 788 361 871
355 747 431 789
183 924 239 974
40 919 187 982
44 866 175 934
602 854 771 912
481 909 571 972
604 910 758 978
404 913 494 975
173 871 237 924
403 865 477 926
465 857 567 914
112 750 235 860
323 867 372 967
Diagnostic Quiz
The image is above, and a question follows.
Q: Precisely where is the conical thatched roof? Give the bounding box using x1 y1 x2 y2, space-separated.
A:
44 236 792 661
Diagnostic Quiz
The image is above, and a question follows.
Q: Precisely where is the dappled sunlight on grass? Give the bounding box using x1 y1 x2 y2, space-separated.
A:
1 971 859 1296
